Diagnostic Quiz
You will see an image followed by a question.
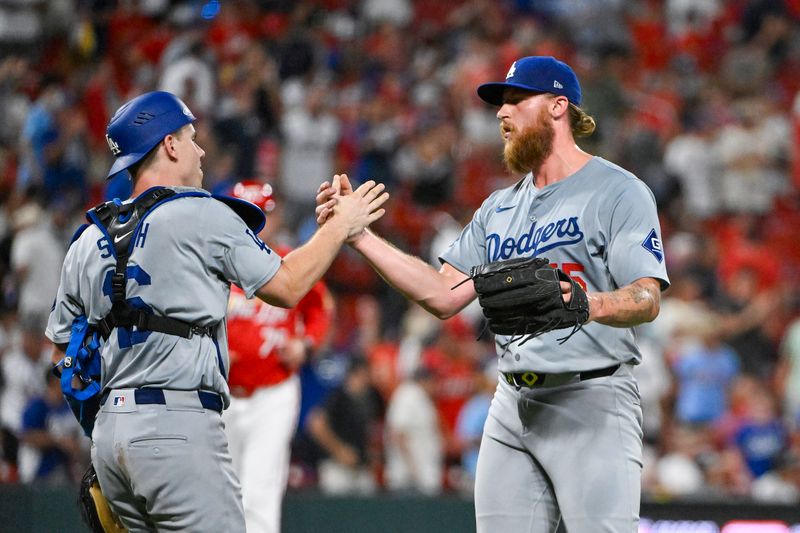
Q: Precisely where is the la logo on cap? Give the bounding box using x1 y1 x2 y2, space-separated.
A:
506 62 517 79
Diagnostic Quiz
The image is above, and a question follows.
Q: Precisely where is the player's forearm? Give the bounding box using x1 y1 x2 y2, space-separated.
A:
587 278 661 327
350 230 466 318
258 221 348 307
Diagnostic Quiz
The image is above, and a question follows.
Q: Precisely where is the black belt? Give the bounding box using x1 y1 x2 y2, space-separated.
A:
100 388 223 413
502 364 620 389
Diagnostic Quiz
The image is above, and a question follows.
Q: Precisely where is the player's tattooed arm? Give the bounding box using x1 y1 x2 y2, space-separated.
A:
586 277 661 327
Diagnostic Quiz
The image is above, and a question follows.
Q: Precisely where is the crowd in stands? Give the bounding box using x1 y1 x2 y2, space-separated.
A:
1 0 800 504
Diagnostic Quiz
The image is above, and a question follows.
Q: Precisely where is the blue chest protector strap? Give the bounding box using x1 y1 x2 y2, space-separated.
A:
60 315 102 437
62 316 102 400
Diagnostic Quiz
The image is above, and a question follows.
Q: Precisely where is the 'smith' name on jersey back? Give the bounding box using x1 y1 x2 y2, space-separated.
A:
45 189 282 402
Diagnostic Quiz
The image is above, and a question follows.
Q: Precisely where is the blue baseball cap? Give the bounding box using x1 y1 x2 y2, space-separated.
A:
477 56 581 107
105 91 196 179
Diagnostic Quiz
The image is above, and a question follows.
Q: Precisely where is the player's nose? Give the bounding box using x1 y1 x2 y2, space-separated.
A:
496 105 510 121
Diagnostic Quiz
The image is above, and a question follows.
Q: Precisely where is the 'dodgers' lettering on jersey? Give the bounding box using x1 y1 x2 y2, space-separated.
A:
486 216 584 261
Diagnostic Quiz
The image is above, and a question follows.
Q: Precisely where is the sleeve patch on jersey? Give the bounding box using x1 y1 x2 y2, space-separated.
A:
641 228 663 263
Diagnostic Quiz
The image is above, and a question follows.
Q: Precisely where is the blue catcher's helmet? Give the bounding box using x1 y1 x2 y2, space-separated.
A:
105 91 196 179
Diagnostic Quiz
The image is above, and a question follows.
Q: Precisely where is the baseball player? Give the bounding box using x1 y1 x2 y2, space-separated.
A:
224 180 333 533
45 91 387 531
317 56 669 532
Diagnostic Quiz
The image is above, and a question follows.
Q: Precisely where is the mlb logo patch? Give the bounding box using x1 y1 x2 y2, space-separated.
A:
113 396 125 407
641 229 663 263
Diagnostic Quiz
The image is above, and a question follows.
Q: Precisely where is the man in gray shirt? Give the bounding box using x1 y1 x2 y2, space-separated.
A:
46 91 387 531
317 57 669 532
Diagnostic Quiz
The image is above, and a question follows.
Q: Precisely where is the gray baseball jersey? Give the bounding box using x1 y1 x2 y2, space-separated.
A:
441 156 668 532
46 186 280 531
440 156 670 373
45 186 281 405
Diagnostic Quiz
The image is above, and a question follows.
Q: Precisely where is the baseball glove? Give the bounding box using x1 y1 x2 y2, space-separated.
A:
78 465 128 533
468 256 589 344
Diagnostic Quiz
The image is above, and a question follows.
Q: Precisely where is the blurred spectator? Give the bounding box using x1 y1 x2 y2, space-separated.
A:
714 375 763 448
0 57 31 149
421 315 479 461
384 366 442 495
665 0 722 40
750 449 800 504
10 201 67 333
633 330 672 444
454 359 496 492
423 209 459 265
159 34 215 116
306 357 382 495
704 446 752 498
713 97 790 215
716 267 778 379
362 0 412 27
0 0 43 46
0 318 50 480
17 76 65 193
663 103 720 221
279 84 340 231
213 46 282 182
777 316 800 429
358 294 403 402
731 380 790 479
353 94 403 190
648 271 711 353
653 423 710 497
43 102 91 206
17 370 85 485
392 120 458 208
671 314 740 426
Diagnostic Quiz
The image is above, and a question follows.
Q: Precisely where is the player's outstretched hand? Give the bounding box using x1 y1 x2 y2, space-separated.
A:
316 173 355 225
327 177 388 241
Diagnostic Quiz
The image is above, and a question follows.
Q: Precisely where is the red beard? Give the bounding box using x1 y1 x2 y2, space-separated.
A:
502 107 555 175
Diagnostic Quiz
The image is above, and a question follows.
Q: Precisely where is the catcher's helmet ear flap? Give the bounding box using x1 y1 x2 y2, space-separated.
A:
105 91 196 179
231 180 276 213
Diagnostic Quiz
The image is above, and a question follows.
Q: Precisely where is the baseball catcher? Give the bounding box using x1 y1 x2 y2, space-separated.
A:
467 256 589 344
47 90 387 531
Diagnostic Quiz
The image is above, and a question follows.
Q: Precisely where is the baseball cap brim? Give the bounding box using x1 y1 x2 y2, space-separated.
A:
477 82 548 106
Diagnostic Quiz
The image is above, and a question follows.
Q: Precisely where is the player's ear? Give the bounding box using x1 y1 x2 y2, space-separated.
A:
163 133 179 160
550 95 569 118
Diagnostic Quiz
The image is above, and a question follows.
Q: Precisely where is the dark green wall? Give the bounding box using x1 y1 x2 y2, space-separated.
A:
2 486 799 533
0 485 86 533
